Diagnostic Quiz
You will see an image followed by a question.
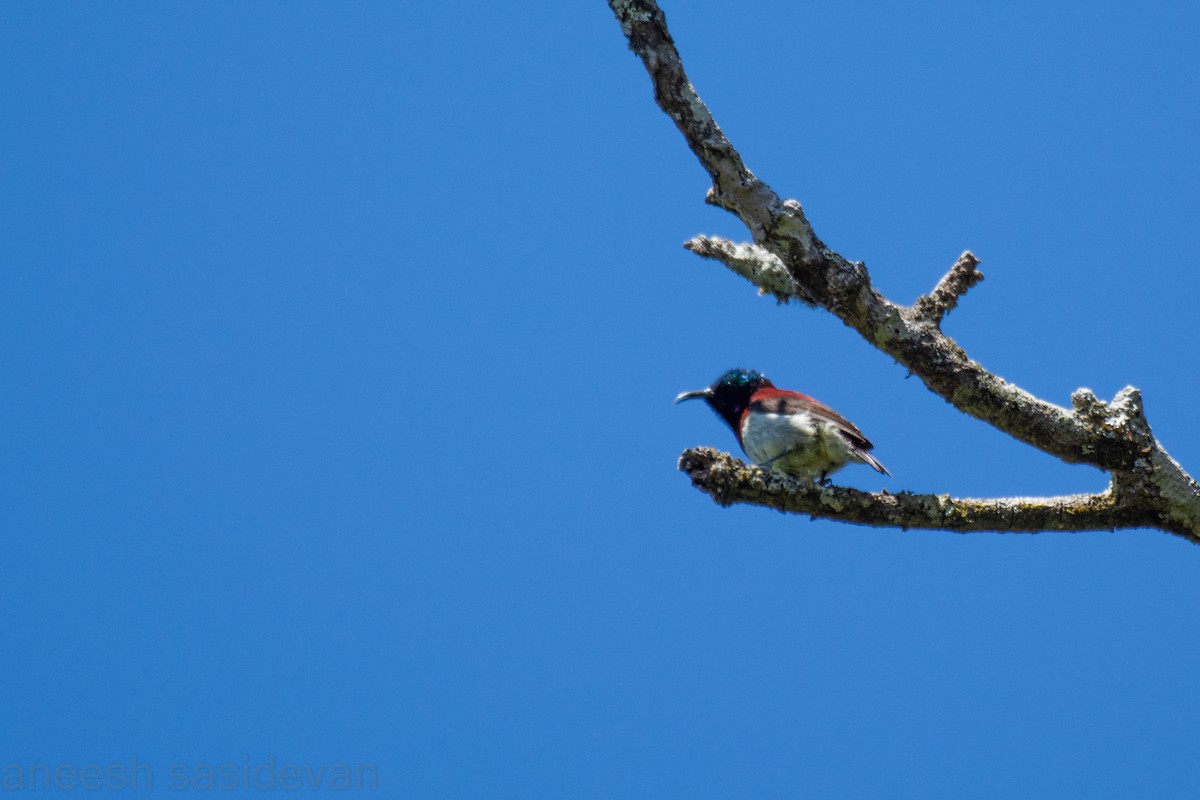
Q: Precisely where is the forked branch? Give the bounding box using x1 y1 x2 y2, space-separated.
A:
609 0 1200 542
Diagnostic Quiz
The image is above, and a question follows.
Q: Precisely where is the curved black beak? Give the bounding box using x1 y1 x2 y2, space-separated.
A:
674 387 712 404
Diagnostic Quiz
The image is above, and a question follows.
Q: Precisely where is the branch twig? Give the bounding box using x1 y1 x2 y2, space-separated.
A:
683 235 797 300
911 251 984 327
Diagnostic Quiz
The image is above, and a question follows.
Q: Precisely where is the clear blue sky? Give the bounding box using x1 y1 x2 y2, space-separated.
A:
3 1 1199 797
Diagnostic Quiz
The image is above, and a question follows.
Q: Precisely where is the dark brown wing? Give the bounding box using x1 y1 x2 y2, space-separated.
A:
748 388 875 451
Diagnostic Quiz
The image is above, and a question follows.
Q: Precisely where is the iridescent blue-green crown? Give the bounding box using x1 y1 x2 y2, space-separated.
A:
717 368 766 387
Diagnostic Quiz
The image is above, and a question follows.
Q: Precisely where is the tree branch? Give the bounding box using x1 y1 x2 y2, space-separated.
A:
911 251 984 326
683 235 797 300
609 0 1200 540
680 448 1152 535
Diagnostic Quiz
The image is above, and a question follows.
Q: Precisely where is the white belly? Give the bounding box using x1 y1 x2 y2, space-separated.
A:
741 412 856 479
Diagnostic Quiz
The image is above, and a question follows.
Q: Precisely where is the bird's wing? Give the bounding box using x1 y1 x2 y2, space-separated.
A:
748 388 875 451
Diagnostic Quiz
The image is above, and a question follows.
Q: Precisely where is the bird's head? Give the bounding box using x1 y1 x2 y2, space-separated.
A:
675 368 774 433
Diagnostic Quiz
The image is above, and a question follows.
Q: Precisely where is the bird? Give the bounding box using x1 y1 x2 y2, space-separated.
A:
675 368 890 482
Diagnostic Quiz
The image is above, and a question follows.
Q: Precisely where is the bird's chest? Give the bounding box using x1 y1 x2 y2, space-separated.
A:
740 411 852 477
740 410 817 461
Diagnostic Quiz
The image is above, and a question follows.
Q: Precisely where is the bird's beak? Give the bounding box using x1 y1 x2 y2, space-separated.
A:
674 388 712 404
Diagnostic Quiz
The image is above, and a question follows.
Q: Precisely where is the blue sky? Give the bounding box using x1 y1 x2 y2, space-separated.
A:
3 1 1199 797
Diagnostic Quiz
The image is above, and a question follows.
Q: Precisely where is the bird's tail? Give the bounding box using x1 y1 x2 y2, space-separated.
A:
857 450 891 477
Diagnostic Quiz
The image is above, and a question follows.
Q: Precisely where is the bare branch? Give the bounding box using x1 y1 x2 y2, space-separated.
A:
911 251 984 326
683 235 797 300
679 448 1197 542
1148 445 1200 538
610 0 1200 539
607 0 827 289
607 2 768 227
